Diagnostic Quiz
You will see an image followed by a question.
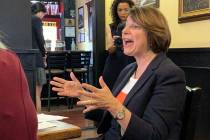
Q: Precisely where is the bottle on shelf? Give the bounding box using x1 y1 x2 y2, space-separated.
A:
71 38 76 51
45 39 52 51
55 40 65 51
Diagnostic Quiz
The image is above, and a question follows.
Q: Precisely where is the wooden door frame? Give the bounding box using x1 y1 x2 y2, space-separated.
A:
92 0 106 86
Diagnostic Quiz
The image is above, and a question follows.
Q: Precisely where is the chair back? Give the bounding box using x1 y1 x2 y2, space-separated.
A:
181 86 202 140
45 51 68 111
46 51 67 73
69 51 91 69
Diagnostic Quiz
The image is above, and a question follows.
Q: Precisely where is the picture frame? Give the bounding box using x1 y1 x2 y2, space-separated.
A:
80 32 85 42
77 33 80 43
135 0 159 8
65 19 75 26
65 27 75 37
86 1 93 41
179 0 210 23
78 6 84 29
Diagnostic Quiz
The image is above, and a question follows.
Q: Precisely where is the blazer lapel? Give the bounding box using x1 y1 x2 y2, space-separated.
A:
124 52 166 106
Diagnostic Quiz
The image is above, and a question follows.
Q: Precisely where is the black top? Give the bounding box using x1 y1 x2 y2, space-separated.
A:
102 23 135 90
31 15 46 68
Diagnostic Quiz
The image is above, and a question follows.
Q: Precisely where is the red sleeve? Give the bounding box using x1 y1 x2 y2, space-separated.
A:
0 49 37 140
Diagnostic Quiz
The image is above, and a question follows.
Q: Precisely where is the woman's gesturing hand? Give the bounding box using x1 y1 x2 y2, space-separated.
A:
50 72 82 97
77 76 121 114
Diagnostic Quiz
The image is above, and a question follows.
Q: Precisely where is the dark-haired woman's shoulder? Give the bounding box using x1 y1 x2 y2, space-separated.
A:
32 15 42 25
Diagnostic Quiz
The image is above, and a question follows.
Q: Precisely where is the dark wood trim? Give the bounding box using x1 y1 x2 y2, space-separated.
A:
167 48 210 67
13 49 39 104
168 48 210 53
178 13 210 23
92 0 105 86
167 48 210 140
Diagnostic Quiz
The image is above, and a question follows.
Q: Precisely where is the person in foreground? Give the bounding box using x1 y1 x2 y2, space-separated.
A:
0 42 37 140
50 7 186 140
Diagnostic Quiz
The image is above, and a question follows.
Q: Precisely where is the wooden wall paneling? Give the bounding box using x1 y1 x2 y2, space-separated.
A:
92 0 106 87
167 48 210 140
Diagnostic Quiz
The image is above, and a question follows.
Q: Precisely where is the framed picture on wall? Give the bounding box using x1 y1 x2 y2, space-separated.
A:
135 0 159 8
179 0 210 23
86 1 93 41
78 6 84 29
80 32 85 42
65 18 75 26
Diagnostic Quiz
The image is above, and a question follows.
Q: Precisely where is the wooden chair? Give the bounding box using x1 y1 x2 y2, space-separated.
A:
181 86 202 140
45 51 68 111
66 51 91 83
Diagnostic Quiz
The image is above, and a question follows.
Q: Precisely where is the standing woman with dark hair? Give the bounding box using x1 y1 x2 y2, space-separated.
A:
31 2 47 112
103 0 135 90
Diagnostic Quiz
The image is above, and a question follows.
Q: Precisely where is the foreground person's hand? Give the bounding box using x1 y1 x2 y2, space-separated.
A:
50 72 82 97
77 76 121 114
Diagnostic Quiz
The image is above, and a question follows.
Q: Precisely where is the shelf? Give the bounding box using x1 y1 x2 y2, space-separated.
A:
32 0 60 2
44 15 61 18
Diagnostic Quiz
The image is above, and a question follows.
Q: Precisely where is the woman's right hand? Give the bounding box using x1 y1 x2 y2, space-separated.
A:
50 72 82 97
108 46 117 54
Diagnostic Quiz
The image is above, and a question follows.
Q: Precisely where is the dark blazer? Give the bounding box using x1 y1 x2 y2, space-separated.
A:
97 52 186 140
32 15 46 68
0 49 37 140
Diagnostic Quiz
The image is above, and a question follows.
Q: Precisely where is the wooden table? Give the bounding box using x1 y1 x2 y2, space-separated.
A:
38 121 81 140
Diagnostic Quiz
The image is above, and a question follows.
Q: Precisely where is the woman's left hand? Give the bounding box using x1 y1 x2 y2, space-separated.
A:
77 76 121 113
